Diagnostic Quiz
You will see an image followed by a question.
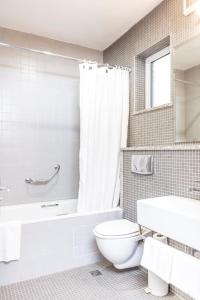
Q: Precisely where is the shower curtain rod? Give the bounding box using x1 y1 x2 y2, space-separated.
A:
0 42 131 72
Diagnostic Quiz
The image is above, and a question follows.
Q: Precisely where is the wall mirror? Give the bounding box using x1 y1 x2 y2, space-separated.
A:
174 34 200 142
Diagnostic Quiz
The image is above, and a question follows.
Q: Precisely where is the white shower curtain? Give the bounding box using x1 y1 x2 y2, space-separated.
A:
78 63 129 212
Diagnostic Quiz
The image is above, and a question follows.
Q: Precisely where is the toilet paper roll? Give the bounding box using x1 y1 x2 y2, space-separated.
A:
148 233 169 297
148 271 169 297
153 233 168 244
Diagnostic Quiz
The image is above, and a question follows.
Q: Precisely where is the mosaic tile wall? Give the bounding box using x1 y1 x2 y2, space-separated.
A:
122 149 200 299
103 0 200 146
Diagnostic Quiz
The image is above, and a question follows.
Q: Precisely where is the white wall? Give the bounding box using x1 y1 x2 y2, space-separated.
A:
0 45 80 205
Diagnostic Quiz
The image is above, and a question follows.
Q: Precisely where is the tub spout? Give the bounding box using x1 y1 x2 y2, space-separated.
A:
0 186 11 192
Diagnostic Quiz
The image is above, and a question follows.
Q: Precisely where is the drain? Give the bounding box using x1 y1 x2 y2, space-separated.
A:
89 270 102 277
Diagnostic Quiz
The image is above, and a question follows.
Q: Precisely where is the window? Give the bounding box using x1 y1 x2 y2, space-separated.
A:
145 47 171 109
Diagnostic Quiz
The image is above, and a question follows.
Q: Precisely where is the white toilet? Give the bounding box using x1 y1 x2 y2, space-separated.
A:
93 219 144 269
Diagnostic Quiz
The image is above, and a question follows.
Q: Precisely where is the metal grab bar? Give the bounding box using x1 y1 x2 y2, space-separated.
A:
25 164 60 185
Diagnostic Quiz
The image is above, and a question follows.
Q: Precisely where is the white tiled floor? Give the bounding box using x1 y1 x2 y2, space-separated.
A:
0 262 180 300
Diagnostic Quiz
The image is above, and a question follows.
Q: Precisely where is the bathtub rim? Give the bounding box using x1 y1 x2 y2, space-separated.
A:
0 201 122 225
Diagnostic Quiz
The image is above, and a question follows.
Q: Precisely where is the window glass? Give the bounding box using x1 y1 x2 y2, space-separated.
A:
145 48 171 109
151 53 171 107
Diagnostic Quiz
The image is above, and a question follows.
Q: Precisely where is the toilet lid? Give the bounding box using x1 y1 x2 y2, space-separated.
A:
94 219 139 237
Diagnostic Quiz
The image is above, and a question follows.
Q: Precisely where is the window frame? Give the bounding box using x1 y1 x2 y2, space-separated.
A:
145 46 171 109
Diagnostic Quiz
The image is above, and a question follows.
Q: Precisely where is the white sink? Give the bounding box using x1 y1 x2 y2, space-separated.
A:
137 195 200 251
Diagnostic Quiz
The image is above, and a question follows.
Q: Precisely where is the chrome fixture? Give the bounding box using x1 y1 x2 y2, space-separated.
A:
0 186 10 192
25 164 61 185
189 179 200 192
0 180 10 201
41 203 59 208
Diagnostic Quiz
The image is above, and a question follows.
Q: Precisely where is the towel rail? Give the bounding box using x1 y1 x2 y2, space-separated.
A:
25 164 60 185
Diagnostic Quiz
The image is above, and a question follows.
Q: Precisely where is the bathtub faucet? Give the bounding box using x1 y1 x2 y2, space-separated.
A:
0 186 11 192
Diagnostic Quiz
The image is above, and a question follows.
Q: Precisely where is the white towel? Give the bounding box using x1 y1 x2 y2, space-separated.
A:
171 249 200 300
131 155 153 174
0 221 21 262
141 237 173 283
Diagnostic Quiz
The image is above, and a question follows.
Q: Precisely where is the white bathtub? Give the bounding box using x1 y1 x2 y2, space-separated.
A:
0 199 122 286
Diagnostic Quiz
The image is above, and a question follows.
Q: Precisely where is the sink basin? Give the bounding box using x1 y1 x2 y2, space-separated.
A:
137 195 200 251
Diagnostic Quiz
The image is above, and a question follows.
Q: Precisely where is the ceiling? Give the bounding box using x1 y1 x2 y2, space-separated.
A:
0 0 163 51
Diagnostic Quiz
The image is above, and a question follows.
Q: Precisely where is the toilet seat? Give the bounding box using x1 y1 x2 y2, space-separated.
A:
93 219 140 239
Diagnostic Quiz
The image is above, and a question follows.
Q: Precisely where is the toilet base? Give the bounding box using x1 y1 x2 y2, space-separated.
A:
114 241 144 269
